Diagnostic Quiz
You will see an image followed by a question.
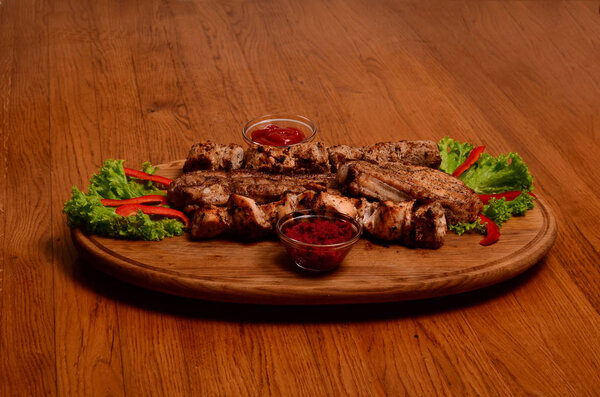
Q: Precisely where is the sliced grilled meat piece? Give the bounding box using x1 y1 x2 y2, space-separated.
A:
189 206 231 239
168 169 335 209
362 141 441 168
410 202 447 248
188 191 446 248
244 142 330 174
228 195 273 239
328 140 441 171
261 193 298 226
327 145 363 171
337 161 482 224
183 142 244 172
363 200 415 242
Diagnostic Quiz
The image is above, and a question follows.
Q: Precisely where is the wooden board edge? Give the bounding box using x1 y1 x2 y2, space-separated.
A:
70 198 557 305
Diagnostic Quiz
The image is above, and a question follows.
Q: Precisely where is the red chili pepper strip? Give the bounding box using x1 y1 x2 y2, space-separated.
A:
528 192 537 198
452 146 486 178
123 167 172 187
478 214 500 246
115 204 189 228
479 190 523 205
101 195 168 207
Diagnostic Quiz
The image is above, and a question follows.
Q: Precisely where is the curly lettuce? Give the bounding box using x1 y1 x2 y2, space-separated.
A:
448 219 486 236
89 160 164 199
459 153 533 194
439 137 536 235
63 160 183 240
438 136 474 174
450 192 535 235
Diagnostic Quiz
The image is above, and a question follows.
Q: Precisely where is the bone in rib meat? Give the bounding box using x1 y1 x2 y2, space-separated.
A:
189 191 447 248
337 161 483 224
167 169 336 210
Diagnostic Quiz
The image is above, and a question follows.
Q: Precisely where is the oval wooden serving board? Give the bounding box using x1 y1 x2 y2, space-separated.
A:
72 160 557 305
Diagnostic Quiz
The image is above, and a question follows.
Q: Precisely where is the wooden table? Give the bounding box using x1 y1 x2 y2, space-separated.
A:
2 0 599 395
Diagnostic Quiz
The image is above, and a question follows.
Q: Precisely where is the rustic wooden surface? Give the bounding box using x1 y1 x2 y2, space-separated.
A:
1 0 599 395
71 162 557 305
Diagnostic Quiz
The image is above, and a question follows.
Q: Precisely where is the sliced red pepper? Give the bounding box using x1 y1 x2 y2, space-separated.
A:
115 204 189 228
528 192 537 198
124 167 172 187
101 195 168 207
478 214 500 246
452 146 486 178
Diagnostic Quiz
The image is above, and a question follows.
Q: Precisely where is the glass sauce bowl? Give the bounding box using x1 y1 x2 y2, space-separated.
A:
276 210 362 273
242 113 316 147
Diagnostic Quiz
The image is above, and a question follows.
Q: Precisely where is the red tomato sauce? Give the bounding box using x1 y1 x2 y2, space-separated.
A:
251 124 306 146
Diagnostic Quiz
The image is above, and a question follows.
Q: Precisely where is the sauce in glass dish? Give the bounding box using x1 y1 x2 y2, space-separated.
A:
277 211 362 273
284 218 355 245
250 124 306 146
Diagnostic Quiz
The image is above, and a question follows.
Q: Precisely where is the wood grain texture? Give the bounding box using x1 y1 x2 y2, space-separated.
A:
0 0 57 395
48 0 125 395
2 0 600 395
71 160 557 304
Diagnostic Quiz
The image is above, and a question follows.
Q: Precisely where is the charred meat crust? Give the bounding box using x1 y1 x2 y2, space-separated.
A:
244 142 331 174
328 140 441 171
167 169 336 210
183 142 244 173
183 140 441 173
337 161 483 224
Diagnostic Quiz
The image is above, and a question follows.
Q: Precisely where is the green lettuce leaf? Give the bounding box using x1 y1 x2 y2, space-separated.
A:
507 192 535 216
447 192 536 236
141 161 158 175
459 152 534 194
448 219 485 236
438 136 474 174
89 159 164 200
482 197 512 225
63 161 183 241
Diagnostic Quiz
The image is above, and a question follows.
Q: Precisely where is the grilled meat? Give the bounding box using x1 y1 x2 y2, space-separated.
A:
244 142 331 174
182 140 441 174
328 140 441 171
411 202 447 248
363 200 415 242
183 142 244 172
189 206 230 239
327 145 363 170
337 161 482 224
228 194 273 239
168 169 335 210
189 191 446 248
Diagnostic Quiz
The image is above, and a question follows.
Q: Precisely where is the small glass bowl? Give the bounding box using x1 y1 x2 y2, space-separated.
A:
276 210 362 273
242 113 317 147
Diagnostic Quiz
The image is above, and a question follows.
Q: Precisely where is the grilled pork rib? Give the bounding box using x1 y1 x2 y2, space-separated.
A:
328 140 441 171
183 142 244 173
244 142 331 174
168 169 336 210
337 161 482 224
189 191 447 248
